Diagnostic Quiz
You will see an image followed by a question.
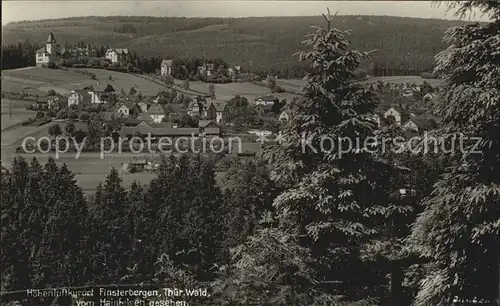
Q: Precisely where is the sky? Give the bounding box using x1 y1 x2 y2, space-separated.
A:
1 1 491 25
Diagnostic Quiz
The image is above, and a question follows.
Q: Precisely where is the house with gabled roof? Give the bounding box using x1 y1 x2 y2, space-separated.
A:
105 48 130 64
148 104 166 123
403 116 438 133
384 105 410 126
187 100 207 117
136 113 154 122
255 95 278 106
198 120 218 129
153 91 170 104
137 100 153 113
204 100 228 124
279 109 291 123
161 59 173 76
114 101 139 118
68 90 91 107
35 32 61 67
43 94 63 109
148 122 175 129
253 104 274 116
227 65 241 78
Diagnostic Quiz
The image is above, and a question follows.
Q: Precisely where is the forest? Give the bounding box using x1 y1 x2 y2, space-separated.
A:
1 14 471 77
1 1 500 305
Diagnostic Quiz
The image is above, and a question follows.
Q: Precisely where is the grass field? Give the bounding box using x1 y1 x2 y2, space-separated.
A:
277 76 444 94
1 67 169 96
3 152 225 194
1 67 299 102
188 81 297 102
1 98 36 130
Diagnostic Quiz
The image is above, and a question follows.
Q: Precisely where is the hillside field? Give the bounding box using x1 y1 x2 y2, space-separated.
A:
187 81 297 102
1 67 300 102
1 98 36 130
1 67 169 96
277 76 444 94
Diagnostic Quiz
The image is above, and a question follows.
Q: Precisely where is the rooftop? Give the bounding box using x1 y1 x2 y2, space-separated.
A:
47 32 56 43
161 59 173 66
148 105 166 115
120 126 199 137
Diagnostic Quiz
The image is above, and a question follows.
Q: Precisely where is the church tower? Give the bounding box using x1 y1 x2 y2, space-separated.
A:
46 32 56 55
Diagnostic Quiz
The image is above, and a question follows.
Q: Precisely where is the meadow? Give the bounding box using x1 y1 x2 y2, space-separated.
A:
4 151 225 194
276 76 444 94
1 67 169 96
1 98 36 130
188 80 297 102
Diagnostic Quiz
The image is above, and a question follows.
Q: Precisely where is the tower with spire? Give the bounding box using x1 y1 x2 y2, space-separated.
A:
35 32 62 67
46 32 56 55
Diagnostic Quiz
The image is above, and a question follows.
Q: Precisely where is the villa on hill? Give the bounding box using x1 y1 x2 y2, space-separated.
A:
161 60 173 76
35 32 61 67
105 48 130 65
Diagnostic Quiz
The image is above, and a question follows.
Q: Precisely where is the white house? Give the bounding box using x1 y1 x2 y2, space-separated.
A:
255 95 277 106
67 90 91 107
137 101 151 113
384 106 409 125
35 32 60 67
403 117 437 133
46 95 62 109
278 110 290 123
227 66 241 77
248 130 273 138
187 100 206 117
423 93 435 102
161 60 173 76
105 48 130 64
115 102 138 118
204 101 228 124
148 105 166 123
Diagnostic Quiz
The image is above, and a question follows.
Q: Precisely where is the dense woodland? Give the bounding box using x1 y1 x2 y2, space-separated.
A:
1 2 500 305
1 14 471 77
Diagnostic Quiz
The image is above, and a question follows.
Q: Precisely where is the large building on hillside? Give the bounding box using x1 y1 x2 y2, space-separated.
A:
35 32 61 67
105 48 130 64
161 59 173 76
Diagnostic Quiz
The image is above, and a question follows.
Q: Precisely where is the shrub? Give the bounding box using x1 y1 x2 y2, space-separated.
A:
272 85 285 93
68 111 78 120
37 119 52 127
36 111 45 119
56 110 67 119
79 111 90 121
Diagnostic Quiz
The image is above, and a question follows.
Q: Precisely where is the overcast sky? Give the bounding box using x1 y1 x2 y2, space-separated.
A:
1 1 490 25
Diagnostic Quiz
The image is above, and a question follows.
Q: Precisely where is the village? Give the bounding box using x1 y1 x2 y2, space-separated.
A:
22 32 443 174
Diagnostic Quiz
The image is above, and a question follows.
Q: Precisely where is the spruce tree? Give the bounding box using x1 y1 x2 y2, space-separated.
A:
124 181 156 281
35 161 90 286
89 168 130 283
0 158 32 291
177 156 224 281
220 159 277 259
260 12 397 303
410 2 500 305
20 158 48 287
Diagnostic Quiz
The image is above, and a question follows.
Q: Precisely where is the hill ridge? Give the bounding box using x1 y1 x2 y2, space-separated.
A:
2 15 468 75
